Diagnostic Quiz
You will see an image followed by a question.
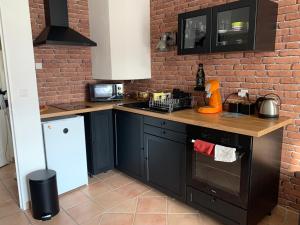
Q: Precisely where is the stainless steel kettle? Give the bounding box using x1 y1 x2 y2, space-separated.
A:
256 94 281 118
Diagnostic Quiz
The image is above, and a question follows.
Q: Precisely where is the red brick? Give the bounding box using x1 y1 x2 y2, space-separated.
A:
283 35 300 42
268 70 293 77
279 49 300 56
234 70 256 76
278 5 299 15
243 64 265 70
278 20 300 29
286 12 300 21
286 42 300 49
292 64 300 70
266 64 291 70
278 0 297 7
280 78 299 84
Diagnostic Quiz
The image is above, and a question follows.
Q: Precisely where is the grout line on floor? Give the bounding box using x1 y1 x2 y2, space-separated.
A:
74 175 151 218
79 181 137 210
166 197 168 225
61 207 81 225
0 177 16 203
97 213 104 225
132 194 139 225
23 211 34 225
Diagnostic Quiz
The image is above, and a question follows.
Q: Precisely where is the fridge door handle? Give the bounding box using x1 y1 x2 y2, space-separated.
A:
63 128 69 134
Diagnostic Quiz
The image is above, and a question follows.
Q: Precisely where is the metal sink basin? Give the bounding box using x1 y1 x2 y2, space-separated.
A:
121 102 169 114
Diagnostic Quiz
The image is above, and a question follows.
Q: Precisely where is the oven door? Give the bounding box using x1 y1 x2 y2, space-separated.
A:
187 127 252 209
94 84 113 98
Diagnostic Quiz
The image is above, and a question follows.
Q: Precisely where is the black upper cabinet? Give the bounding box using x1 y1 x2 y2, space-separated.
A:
211 1 257 52
211 0 278 52
114 111 145 181
177 0 278 54
85 110 114 175
178 8 212 55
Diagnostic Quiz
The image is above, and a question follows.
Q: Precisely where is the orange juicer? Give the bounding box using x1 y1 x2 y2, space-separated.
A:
198 80 223 114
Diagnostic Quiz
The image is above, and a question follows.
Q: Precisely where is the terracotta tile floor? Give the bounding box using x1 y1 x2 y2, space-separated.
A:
0 166 299 225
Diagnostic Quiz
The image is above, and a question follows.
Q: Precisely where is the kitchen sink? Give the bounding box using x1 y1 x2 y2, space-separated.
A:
121 102 169 114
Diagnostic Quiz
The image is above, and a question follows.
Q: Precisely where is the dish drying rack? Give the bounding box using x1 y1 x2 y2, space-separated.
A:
149 96 192 113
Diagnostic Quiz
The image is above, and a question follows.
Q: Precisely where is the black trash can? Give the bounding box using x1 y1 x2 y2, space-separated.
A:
28 169 60 221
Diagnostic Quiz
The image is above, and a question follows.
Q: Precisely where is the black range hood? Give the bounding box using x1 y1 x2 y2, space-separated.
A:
34 0 97 47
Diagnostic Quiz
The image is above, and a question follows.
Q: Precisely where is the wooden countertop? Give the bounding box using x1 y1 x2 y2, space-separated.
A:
40 100 133 119
41 101 292 137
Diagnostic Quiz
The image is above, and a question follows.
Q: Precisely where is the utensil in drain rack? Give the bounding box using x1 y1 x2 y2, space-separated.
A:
149 96 193 113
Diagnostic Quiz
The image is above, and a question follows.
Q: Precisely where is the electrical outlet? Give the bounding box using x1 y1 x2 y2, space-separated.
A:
35 63 43 70
238 89 248 97
18 89 29 98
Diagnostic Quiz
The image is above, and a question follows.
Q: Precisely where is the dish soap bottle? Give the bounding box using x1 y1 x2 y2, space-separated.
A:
195 63 205 91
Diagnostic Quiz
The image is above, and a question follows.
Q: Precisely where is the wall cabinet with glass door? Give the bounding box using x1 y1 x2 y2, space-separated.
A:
178 0 278 55
178 8 212 55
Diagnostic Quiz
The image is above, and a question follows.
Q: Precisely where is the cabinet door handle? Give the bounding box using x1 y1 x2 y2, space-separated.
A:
114 113 118 166
210 189 217 194
146 152 149 181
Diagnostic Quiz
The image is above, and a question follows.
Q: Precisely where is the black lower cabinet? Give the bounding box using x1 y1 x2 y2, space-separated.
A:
85 110 114 175
113 111 283 225
186 125 284 225
114 111 145 181
144 134 186 200
187 187 247 225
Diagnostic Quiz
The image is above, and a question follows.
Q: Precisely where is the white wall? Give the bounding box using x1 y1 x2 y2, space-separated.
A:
0 0 45 209
0 50 6 91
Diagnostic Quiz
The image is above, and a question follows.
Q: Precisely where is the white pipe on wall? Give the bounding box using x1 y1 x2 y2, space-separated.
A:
0 0 46 209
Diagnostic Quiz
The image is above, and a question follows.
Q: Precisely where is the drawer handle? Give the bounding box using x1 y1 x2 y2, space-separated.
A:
211 198 216 203
201 134 209 138
162 121 166 126
210 189 217 194
162 130 166 135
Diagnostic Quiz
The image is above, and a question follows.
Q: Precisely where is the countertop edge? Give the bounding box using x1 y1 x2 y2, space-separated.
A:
113 106 292 137
40 105 115 119
40 104 293 138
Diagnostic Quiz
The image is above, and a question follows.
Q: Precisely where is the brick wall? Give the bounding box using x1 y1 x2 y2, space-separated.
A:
126 0 300 211
29 0 94 105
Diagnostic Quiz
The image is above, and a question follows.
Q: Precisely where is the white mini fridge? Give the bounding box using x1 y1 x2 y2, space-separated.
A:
42 116 88 195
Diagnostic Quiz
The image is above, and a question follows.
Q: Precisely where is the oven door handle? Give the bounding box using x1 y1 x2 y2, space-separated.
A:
190 139 245 158
236 151 246 160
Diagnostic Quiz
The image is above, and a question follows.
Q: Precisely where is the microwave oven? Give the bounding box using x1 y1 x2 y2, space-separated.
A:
89 84 124 102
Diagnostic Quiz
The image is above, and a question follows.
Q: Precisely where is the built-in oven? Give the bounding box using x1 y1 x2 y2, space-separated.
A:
187 125 252 209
